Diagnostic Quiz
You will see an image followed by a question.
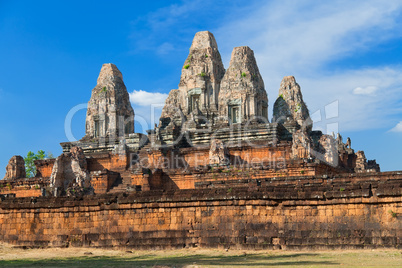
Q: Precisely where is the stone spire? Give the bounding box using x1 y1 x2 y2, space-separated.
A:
3 155 26 180
178 31 225 117
84 63 134 140
273 76 311 131
218 46 268 123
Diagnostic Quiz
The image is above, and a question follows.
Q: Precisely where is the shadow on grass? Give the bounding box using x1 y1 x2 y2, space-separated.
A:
0 253 338 267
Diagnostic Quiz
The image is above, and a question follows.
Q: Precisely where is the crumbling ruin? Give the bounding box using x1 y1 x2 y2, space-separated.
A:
0 31 398 250
84 63 135 140
3 156 26 180
1 29 383 200
50 147 93 197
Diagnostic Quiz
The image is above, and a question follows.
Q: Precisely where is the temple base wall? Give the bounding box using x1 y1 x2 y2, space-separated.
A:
0 173 401 249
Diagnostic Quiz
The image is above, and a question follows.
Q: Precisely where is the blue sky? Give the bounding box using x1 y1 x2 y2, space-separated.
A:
0 0 401 177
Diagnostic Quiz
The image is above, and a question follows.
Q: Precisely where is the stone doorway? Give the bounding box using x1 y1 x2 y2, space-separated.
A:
229 105 241 124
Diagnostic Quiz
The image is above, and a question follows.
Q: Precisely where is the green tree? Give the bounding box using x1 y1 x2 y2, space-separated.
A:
24 150 49 178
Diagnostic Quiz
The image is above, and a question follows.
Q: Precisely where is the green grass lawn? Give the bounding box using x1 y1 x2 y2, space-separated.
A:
0 250 401 267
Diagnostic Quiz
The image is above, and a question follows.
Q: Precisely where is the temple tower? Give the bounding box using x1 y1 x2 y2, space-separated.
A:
218 46 268 124
178 31 225 118
84 63 134 140
273 76 311 131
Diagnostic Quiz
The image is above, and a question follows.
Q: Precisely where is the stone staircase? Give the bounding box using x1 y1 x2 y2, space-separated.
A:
107 137 157 193
108 170 132 193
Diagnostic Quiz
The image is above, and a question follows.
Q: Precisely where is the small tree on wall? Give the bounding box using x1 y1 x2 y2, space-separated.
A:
24 150 52 178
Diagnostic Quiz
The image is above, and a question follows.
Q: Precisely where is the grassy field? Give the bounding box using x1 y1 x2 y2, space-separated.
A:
0 244 400 267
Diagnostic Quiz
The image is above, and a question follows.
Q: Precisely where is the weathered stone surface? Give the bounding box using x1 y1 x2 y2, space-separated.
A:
158 31 225 135
160 89 182 119
178 31 225 118
291 130 311 159
307 131 340 167
1 172 401 249
3 156 26 180
50 147 92 196
273 76 311 131
0 30 396 251
317 134 338 166
83 63 134 140
209 139 229 165
355 151 367 172
367 159 380 172
159 89 185 129
355 150 381 173
218 46 268 124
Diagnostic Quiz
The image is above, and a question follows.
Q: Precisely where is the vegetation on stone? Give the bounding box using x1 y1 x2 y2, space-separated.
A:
24 150 47 178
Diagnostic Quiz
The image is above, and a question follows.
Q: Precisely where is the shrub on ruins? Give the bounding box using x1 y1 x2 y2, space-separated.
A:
24 150 52 178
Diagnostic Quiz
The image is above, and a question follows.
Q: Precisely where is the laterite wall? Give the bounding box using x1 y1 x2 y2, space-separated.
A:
0 172 401 250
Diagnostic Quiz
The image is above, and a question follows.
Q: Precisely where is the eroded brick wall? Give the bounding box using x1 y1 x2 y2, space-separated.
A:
0 178 48 198
0 174 400 249
87 153 128 173
91 170 120 194
146 143 291 171
35 159 55 178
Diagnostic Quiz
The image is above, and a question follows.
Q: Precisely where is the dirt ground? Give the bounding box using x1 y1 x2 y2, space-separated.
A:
0 243 401 267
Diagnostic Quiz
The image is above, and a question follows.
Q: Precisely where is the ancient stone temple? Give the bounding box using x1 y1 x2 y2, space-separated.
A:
1 31 400 251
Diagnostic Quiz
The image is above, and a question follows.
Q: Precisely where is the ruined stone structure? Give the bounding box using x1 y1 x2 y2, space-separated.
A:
61 64 148 154
3 156 26 180
50 147 93 197
84 63 134 140
0 173 401 250
0 31 398 250
209 139 229 166
218 46 268 124
177 31 225 119
273 76 311 131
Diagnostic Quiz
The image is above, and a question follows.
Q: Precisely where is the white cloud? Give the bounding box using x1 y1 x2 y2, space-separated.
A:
389 121 402 132
353 86 379 95
129 90 169 133
216 0 402 70
129 90 168 106
300 67 402 131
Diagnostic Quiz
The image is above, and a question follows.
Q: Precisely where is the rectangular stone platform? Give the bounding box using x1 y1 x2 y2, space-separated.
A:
0 172 400 249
